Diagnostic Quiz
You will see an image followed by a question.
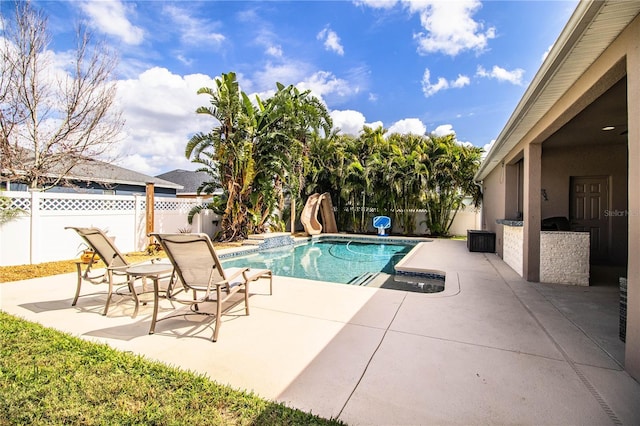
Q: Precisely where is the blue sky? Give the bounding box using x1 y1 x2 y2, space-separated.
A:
29 0 578 176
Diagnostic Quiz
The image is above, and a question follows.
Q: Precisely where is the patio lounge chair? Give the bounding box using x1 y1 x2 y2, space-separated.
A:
66 226 169 317
150 233 272 342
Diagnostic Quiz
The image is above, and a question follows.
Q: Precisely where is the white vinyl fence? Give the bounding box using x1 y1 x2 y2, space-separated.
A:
0 191 481 267
0 191 218 266
346 206 482 237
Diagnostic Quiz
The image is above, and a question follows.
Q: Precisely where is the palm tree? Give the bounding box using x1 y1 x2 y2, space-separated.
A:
187 73 332 241
384 133 429 235
423 134 482 236
186 72 254 241
254 83 332 231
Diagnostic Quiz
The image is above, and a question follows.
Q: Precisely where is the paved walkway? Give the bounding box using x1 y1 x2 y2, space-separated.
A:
1 239 639 424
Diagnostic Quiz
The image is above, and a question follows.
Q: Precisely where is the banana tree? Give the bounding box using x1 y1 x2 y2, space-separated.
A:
186 72 255 241
187 72 332 241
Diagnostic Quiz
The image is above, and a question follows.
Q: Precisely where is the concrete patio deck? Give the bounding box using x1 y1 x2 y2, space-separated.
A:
1 238 639 424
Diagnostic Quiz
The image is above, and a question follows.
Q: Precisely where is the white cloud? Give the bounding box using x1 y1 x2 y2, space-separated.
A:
317 27 345 56
388 118 426 136
298 71 356 101
407 0 496 56
247 61 309 95
163 5 225 46
368 121 384 131
432 124 455 137
353 0 398 9
79 0 144 45
541 44 553 62
452 74 471 88
266 45 283 58
482 139 496 158
431 124 472 147
330 110 382 135
176 54 193 66
421 69 449 97
246 63 361 106
421 68 469 98
331 110 366 135
357 0 496 56
253 27 284 58
476 65 524 85
368 93 378 102
115 67 218 175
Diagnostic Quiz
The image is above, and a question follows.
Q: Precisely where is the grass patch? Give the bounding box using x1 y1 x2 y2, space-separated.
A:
0 241 342 425
0 312 342 425
0 253 158 283
0 241 243 284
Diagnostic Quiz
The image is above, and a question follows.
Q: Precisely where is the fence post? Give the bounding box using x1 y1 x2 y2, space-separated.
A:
134 194 143 251
29 190 41 264
145 182 154 246
193 197 202 233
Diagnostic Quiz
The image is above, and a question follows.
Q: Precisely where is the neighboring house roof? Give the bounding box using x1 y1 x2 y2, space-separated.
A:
156 169 219 195
1 154 182 190
67 158 182 190
475 0 640 181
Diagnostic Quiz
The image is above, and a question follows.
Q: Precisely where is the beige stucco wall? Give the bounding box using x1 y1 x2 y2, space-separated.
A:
478 10 640 379
624 11 640 382
541 144 628 264
481 165 506 256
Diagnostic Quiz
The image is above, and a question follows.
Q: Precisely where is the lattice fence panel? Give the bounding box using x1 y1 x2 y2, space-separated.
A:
40 197 135 211
155 200 198 214
1 196 31 212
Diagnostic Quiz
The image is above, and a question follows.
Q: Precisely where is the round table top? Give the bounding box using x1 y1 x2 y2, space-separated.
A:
126 262 173 276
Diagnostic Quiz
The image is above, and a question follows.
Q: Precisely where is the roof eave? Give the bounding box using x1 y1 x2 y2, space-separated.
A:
475 0 639 181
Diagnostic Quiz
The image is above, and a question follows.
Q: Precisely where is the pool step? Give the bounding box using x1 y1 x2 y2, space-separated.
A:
242 233 293 246
349 272 380 286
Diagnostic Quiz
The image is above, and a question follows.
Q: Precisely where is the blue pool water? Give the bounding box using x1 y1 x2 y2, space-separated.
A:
221 239 415 284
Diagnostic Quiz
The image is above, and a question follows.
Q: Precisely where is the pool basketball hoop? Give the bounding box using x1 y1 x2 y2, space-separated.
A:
373 216 391 236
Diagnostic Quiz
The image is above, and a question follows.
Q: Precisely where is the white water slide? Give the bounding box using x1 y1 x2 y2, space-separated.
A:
300 192 338 235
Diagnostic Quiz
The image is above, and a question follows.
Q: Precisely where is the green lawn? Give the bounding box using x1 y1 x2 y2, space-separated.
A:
0 312 342 425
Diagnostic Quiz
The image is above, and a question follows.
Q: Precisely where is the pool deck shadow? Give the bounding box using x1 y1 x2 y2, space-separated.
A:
2 238 639 424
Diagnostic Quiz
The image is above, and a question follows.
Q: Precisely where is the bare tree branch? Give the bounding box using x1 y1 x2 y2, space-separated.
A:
0 0 124 190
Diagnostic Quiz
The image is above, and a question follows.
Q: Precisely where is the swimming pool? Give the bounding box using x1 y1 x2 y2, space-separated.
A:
222 239 411 284
221 238 444 293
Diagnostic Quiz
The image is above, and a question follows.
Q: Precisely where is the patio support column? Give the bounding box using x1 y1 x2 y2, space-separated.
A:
625 33 640 380
523 143 541 282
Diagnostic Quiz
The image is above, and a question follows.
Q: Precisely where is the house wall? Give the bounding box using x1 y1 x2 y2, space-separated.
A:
481 164 506 257
479 12 640 380
504 160 523 221
542 144 628 264
624 10 640 381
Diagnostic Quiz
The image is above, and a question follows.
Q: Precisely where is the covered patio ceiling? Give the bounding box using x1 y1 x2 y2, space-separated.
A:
543 76 628 149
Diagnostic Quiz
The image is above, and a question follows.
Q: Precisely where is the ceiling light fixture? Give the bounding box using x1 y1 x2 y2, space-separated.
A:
602 126 615 131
